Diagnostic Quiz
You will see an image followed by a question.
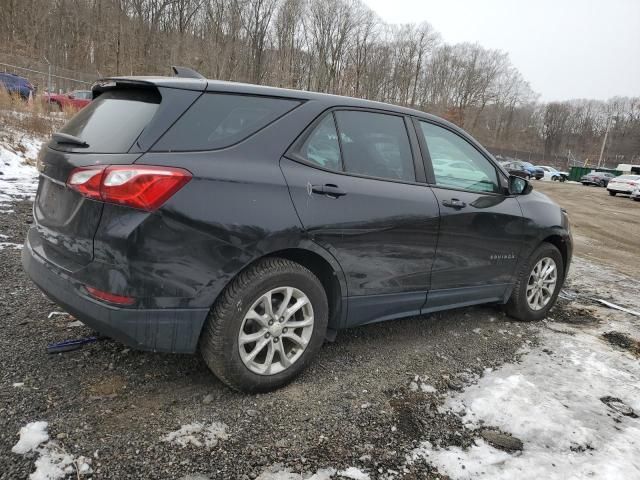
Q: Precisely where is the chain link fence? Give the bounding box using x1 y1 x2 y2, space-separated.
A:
487 146 619 170
0 52 98 95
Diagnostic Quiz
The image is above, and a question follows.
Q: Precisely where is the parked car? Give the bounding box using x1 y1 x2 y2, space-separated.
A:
580 171 615 187
0 72 35 100
607 175 640 196
538 166 568 182
631 187 640 201
501 161 540 179
518 161 544 179
43 90 92 110
22 70 572 392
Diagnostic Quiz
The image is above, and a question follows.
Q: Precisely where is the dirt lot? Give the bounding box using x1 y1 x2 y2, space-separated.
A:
1 200 540 479
1 175 639 479
534 180 640 277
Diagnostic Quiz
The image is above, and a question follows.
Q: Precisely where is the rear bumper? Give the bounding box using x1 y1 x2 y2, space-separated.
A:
22 235 209 353
608 186 633 194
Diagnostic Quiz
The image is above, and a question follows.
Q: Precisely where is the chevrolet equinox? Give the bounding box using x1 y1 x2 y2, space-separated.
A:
22 68 572 392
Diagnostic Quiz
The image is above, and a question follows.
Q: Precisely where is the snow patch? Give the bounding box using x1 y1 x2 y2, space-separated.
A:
12 421 49 454
410 306 640 478
12 421 92 479
409 375 436 394
0 133 42 210
29 447 76 480
162 422 229 448
0 241 23 250
337 467 371 480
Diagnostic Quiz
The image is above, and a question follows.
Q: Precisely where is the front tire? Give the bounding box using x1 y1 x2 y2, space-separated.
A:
199 257 328 393
505 243 564 322
609 190 616 196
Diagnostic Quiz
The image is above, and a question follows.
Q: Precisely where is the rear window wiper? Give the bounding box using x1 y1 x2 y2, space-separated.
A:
52 132 89 148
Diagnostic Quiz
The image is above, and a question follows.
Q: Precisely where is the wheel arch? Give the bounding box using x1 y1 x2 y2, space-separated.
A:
202 241 347 335
265 246 346 331
540 234 570 276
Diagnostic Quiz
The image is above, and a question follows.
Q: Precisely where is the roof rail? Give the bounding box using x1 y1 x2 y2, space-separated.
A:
171 66 205 79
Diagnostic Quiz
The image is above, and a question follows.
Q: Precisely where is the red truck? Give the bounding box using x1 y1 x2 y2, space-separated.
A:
44 90 92 110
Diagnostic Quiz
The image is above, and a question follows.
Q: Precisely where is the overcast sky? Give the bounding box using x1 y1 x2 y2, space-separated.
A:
362 0 640 101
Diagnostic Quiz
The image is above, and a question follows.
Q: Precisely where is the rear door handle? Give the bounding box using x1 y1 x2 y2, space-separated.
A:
311 184 347 198
442 198 466 209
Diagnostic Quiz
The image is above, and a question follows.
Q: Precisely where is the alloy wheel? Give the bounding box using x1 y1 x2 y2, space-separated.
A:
526 257 558 311
238 286 314 375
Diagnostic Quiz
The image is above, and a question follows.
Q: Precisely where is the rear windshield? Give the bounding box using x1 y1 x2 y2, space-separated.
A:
152 93 300 152
59 88 160 153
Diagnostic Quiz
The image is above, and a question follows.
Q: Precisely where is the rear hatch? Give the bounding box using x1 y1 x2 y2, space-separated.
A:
32 82 202 271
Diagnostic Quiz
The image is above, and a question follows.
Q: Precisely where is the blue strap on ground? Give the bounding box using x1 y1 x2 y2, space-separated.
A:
46 336 104 353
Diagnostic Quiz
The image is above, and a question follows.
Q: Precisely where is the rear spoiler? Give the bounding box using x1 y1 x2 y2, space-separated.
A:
91 72 207 98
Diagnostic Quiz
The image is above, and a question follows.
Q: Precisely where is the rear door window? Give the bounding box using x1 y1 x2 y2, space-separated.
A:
153 93 300 151
334 111 415 182
58 88 160 153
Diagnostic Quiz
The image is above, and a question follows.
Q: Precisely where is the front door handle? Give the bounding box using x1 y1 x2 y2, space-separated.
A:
442 198 466 209
311 184 347 198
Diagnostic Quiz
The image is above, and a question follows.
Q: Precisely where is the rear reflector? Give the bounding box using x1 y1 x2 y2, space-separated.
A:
67 165 192 211
85 286 135 305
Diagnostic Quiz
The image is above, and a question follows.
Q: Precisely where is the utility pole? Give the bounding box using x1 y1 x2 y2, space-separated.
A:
597 116 611 168
43 56 52 95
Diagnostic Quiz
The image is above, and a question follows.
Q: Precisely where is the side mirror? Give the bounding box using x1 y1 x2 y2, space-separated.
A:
508 175 532 195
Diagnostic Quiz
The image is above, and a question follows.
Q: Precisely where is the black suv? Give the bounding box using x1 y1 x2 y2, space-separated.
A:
23 70 572 392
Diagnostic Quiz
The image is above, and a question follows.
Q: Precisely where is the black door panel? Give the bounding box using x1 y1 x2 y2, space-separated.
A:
428 188 523 291
281 158 439 299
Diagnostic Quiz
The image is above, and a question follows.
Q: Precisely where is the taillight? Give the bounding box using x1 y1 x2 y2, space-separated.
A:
67 165 192 211
67 166 104 200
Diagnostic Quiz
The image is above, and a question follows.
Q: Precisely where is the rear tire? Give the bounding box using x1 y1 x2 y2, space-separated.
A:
609 190 616 196
199 257 328 393
505 243 564 322
599 180 606 187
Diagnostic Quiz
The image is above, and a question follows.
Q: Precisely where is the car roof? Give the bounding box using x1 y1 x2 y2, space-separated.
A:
0 72 27 80
97 75 453 125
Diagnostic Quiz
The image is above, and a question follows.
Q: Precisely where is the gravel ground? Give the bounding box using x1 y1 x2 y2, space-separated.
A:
4 178 638 479
0 199 550 480
534 180 640 277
